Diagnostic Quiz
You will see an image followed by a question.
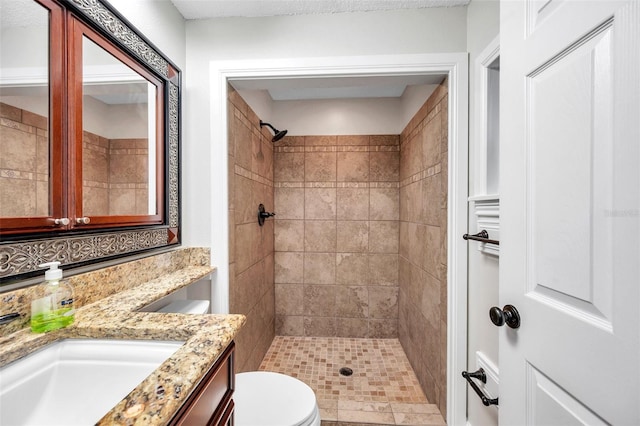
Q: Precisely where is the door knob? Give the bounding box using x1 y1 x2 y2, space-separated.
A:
489 304 521 329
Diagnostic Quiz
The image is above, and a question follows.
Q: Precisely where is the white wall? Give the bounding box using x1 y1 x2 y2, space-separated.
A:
183 8 467 250
466 1 500 425
237 84 439 136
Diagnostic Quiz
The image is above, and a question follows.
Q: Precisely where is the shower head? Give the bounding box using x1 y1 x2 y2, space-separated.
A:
260 120 288 142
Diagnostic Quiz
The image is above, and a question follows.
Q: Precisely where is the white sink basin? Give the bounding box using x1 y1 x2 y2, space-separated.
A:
0 339 184 425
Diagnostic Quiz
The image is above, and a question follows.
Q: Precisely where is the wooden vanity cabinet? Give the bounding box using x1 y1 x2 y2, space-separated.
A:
170 341 235 426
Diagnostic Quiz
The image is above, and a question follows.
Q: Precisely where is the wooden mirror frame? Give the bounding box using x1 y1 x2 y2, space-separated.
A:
0 0 181 283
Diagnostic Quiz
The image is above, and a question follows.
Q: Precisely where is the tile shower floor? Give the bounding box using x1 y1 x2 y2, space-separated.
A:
259 336 446 426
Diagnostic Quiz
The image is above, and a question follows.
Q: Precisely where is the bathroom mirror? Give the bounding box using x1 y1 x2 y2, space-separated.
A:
0 0 181 283
0 0 51 218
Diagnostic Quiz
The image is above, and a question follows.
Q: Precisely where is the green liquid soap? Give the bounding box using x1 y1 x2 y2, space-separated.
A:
30 308 74 333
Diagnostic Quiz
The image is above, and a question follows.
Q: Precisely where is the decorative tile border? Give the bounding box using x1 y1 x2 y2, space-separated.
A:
0 229 167 279
274 181 400 188
274 145 401 153
69 0 169 77
399 163 442 188
234 165 274 187
168 82 180 228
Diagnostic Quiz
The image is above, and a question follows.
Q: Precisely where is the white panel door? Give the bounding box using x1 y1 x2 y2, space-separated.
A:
500 1 639 424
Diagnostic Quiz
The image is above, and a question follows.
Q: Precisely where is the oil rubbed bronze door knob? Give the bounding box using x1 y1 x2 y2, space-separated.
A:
489 304 521 329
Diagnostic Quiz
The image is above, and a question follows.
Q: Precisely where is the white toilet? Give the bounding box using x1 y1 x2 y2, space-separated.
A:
234 371 321 426
158 300 321 426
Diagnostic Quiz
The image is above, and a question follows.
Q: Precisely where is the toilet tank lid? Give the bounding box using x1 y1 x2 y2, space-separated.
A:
234 371 318 426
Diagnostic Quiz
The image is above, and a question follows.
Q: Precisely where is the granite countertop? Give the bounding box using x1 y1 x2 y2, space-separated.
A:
0 264 246 425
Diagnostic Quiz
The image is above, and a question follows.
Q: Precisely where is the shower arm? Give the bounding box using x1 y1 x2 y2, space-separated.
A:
260 120 277 133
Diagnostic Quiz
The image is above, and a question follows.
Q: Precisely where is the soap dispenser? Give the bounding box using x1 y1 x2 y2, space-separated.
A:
30 262 75 333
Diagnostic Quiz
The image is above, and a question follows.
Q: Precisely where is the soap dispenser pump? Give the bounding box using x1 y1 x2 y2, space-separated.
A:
31 261 75 333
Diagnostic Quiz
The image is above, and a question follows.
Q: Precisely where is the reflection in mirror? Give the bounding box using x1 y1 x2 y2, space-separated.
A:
0 0 50 218
82 35 157 217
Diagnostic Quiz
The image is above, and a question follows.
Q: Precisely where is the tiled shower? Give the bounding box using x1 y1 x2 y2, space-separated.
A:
273 133 400 338
227 80 448 418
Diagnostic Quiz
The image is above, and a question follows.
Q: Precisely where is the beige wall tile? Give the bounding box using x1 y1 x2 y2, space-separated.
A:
271 133 404 339
422 174 441 226
304 316 336 336
235 222 261 273
109 188 136 215
275 187 305 220
275 220 304 251
422 112 442 169
109 152 148 184
233 117 252 171
305 220 337 252
231 260 264 313
368 254 399 286
306 152 337 182
398 80 449 416
0 102 21 121
0 178 35 216
304 252 336 284
370 135 400 146
276 284 304 316
408 222 426 267
420 273 441 329
36 134 48 175
405 134 424 178
336 253 369 286
369 319 398 338
370 188 399 220
261 218 275 259
252 132 272 178
83 147 109 183
275 251 304 283
336 286 368 318
404 181 421 223
369 221 399 254
370 152 399 182
335 317 369 338
422 225 441 277
274 152 305 182
305 188 336 220
0 126 36 172
337 152 369 182
336 188 369 220
227 92 276 370
304 285 337 316
83 186 109 216
305 135 337 146
234 174 254 224
336 221 369 253
35 180 48 216
337 135 369 146
276 315 304 335
369 286 399 319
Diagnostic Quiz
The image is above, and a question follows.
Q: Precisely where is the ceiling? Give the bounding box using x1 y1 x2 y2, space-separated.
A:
169 0 469 20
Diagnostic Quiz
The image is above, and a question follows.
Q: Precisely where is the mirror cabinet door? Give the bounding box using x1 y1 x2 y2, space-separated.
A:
0 0 65 233
0 2 165 235
72 21 164 228
0 0 179 281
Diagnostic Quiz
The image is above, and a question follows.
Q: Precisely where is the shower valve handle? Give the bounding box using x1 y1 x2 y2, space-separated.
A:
258 204 275 226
